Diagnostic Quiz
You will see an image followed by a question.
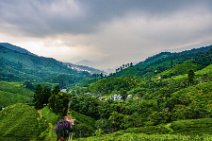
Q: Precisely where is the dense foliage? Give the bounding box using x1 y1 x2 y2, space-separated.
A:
65 47 212 137
0 104 47 141
0 81 34 109
0 45 212 140
0 44 93 88
114 46 212 78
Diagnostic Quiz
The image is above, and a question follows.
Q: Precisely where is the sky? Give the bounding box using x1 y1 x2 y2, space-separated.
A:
0 0 212 71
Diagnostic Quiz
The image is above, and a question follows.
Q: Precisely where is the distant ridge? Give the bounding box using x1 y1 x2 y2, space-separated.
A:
113 44 212 78
0 42 35 55
65 63 104 74
0 42 94 87
0 42 103 75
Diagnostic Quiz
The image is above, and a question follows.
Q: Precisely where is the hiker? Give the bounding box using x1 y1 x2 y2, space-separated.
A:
55 116 75 141
64 116 75 126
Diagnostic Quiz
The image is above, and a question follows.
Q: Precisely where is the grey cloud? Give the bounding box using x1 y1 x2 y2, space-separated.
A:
1 0 212 36
80 7 212 69
1 0 212 70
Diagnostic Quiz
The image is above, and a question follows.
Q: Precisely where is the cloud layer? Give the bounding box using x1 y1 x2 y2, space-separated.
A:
0 0 212 70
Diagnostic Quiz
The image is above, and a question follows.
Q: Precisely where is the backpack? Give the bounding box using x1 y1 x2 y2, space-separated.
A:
55 119 72 138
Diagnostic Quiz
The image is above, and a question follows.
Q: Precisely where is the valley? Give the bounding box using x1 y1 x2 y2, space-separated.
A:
0 44 212 140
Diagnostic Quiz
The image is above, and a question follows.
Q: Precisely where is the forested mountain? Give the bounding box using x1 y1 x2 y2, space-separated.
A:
1 44 212 141
114 45 212 78
0 42 34 55
62 45 212 140
0 43 95 87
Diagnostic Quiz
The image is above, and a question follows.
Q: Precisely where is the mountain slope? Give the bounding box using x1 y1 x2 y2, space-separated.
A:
0 42 34 55
0 44 212 140
0 104 46 141
74 118 212 141
114 45 212 78
0 81 34 108
0 43 93 87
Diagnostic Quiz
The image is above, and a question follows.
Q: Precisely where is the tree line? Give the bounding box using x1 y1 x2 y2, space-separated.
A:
33 85 69 116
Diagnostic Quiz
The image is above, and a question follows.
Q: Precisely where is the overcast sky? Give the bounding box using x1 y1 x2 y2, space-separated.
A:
0 0 212 71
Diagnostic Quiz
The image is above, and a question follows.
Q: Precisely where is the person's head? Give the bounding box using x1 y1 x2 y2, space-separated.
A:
64 116 69 121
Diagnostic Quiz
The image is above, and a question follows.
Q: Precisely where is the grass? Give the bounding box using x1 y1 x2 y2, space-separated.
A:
159 60 199 78
74 132 212 141
0 90 28 107
40 106 59 124
0 81 33 97
73 118 212 141
71 110 96 128
196 64 212 76
0 103 47 141
160 63 212 83
0 81 34 107
37 107 97 141
38 107 59 141
170 118 212 135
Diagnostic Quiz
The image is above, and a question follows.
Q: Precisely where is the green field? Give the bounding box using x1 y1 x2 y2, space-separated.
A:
0 45 211 141
0 104 46 141
1 104 212 141
74 118 212 141
74 133 212 141
0 81 34 108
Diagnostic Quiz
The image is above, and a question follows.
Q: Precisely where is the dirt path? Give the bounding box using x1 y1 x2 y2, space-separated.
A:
37 110 42 119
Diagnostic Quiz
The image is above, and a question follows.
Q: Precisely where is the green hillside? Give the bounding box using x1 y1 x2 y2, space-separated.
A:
114 45 212 78
0 45 212 140
74 118 212 141
37 106 97 140
75 133 212 141
64 47 212 139
0 44 92 87
0 81 34 108
0 104 47 141
158 60 198 78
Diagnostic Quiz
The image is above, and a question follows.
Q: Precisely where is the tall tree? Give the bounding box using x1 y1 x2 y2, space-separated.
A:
42 86 51 105
34 84 43 109
49 92 70 116
52 85 60 95
23 81 34 90
48 85 60 111
188 70 195 84
49 85 70 115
